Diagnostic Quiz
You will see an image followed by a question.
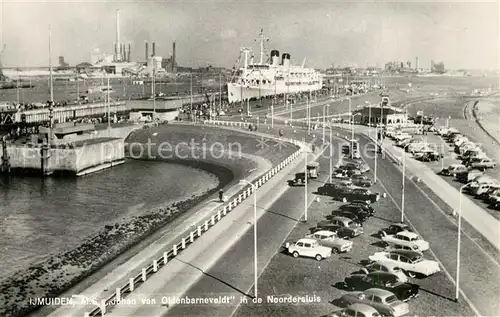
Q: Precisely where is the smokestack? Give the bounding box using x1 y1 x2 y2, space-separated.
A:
415 56 419 70
145 42 149 62
123 44 126 61
128 43 131 62
116 9 121 61
114 43 118 61
152 42 156 56
172 42 176 73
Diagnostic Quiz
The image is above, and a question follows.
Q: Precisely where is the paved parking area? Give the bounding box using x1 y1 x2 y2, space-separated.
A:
386 128 500 220
233 165 474 317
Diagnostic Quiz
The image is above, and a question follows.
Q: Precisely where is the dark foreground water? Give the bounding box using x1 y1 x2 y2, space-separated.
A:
0 160 218 280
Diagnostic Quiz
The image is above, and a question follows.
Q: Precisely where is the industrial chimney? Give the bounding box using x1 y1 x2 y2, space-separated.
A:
152 42 156 56
116 9 121 61
128 43 131 62
172 42 176 73
145 42 149 62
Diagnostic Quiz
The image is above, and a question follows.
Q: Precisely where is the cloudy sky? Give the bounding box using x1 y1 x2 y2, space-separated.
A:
0 0 498 70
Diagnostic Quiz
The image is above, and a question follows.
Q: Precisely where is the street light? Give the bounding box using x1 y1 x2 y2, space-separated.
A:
365 101 371 138
401 145 406 223
329 121 333 183
455 181 473 302
304 149 308 222
322 104 330 141
239 179 258 298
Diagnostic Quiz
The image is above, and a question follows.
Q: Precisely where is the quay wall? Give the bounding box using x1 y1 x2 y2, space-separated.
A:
1 125 139 175
5 138 125 175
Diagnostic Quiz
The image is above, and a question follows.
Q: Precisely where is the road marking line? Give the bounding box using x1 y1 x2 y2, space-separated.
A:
363 158 482 317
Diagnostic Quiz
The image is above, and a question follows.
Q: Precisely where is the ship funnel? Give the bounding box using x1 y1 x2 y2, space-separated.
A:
145 42 149 61
271 50 280 66
282 53 291 68
152 42 156 56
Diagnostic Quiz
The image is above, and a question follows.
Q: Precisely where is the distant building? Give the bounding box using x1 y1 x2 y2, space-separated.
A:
57 56 70 70
431 61 446 74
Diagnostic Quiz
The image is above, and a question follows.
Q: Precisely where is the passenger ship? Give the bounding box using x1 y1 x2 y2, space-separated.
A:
227 30 323 103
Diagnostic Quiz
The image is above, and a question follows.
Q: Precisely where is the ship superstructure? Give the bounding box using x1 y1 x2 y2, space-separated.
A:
227 30 323 103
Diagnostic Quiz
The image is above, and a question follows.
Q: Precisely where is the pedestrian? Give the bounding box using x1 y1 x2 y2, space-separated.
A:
219 189 224 202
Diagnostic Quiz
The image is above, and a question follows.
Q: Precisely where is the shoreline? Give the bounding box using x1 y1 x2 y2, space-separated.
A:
0 158 233 317
471 99 500 146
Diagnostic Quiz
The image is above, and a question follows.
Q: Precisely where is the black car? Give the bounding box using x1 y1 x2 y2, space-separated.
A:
338 205 374 218
343 202 375 215
378 223 412 238
418 151 442 162
343 272 419 302
314 220 339 233
331 210 367 224
318 185 380 203
351 175 373 187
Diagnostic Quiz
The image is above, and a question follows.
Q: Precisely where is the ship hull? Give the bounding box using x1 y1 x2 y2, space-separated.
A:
227 82 323 103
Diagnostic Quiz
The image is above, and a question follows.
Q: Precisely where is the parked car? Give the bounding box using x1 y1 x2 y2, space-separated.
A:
349 200 376 212
467 158 496 170
380 231 430 252
332 210 368 224
359 262 409 283
318 185 380 203
454 170 483 183
415 149 442 162
332 169 351 180
330 216 364 238
377 223 412 238
339 204 375 217
458 148 483 160
339 288 410 317
343 272 419 302
288 172 310 186
286 238 332 261
344 161 370 173
327 303 382 317
368 250 440 277
472 182 500 197
304 230 353 254
440 164 468 176
352 174 373 187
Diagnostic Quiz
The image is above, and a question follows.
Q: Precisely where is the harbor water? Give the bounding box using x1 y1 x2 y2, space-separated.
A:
0 160 219 281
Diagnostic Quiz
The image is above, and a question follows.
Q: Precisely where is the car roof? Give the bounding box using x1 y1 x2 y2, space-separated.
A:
365 288 395 298
347 303 379 314
390 249 422 258
312 230 336 236
367 271 399 281
396 231 418 238
332 216 351 222
297 238 317 244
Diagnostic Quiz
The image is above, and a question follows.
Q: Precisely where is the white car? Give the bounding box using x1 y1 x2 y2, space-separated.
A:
286 238 332 261
381 231 430 252
368 250 440 277
361 262 409 283
305 230 353 254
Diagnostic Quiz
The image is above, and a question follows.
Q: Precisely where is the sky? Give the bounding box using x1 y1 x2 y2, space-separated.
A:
0 0 498 70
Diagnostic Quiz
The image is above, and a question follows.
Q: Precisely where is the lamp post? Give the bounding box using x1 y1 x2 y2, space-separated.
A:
239 179 258 298
365 101 371 138
322 104 329 141
455 182 472 302
329 121 333 183
401 145 406 222
304 149 308 222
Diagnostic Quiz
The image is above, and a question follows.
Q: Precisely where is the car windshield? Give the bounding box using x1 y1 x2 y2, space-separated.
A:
385 295 398 304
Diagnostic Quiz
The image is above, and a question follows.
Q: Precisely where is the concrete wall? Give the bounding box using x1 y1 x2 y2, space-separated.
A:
5 138 125 175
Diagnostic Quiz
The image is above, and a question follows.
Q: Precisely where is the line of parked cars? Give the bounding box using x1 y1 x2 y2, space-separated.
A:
386 129 443 162
436 127 500 211
285 156 441 316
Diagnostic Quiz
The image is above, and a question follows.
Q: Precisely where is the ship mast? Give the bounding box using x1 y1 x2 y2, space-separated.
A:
258 29 269 65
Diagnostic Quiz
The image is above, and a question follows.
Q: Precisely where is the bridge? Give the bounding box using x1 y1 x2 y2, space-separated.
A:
0 101 128 128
